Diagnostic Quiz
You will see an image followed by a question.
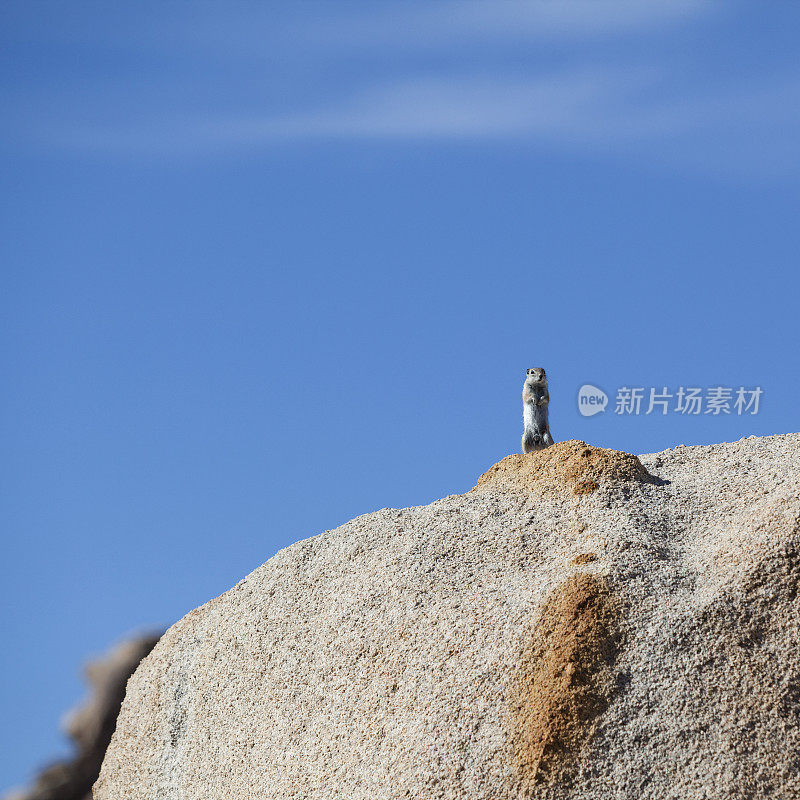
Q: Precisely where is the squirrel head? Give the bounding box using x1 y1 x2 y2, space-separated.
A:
526 367 547 384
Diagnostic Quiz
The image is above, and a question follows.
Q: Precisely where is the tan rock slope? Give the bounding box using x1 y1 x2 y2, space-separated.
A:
95 434 800 800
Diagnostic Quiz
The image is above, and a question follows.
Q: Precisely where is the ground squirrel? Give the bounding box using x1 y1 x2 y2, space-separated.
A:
521 367 554 453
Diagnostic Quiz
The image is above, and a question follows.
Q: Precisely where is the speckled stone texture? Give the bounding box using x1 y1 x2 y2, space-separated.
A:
95 434 800 800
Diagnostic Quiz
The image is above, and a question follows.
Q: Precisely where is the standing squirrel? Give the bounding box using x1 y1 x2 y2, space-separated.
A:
521 367 554 453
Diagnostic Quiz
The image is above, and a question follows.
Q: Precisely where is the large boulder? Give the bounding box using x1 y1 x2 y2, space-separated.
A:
95 435 800 800
5 634 160 800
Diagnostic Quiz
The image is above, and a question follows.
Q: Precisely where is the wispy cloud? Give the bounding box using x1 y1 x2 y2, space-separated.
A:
7 1 800 179
312 0 710 48
52 63 800 180
90 0 710 57
185 69 646 143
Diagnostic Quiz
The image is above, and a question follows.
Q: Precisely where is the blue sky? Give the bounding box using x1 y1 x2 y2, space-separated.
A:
2 1 799 792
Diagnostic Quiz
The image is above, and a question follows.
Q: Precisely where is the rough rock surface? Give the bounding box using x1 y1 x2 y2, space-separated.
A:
95 434 800 800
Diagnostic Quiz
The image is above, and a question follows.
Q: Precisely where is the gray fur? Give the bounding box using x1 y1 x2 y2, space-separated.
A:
521 367 554 453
